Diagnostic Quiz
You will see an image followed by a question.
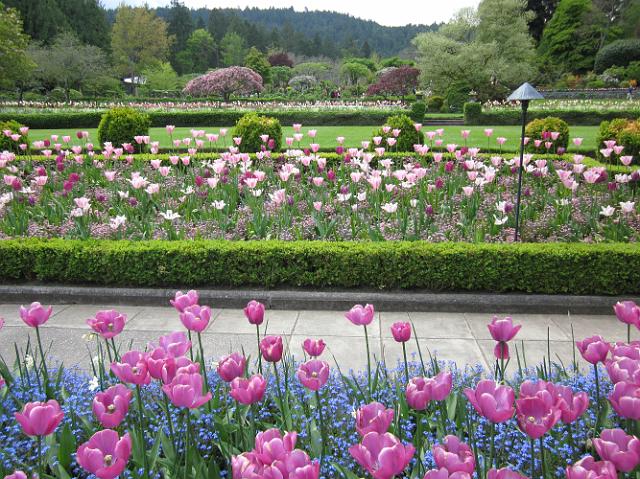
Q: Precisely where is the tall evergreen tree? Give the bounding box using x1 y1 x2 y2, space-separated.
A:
167 0 194 66
526 0 559 43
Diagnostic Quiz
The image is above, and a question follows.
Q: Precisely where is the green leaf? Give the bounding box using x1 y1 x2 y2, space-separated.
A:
446 392 459 421
57 423 76 470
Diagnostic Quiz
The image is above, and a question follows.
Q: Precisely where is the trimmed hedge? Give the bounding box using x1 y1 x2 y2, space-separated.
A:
0 240 638 294
0 110 402 129
463 103 640 126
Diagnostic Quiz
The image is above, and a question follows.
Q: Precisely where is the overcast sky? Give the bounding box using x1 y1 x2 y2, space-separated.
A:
100 0 481 26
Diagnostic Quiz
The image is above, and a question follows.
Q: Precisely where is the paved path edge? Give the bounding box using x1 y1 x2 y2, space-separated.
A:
0 284 636 315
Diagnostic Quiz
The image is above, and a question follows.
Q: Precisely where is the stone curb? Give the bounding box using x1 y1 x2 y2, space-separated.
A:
0 284 636 315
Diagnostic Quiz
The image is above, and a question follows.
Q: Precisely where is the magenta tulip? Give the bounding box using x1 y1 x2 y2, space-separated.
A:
302 338 326 357
162 371 212 409
253 428 297 463
15 400 64 436
423 467 472 479
487 468 529 479
297 359 330 391
170 290 199 313
92 384 132 428
349 431 415 479
260 335 284 363
464 379 515 423
432 435 476 474
3 472 27 479
110 350 151 386
86 310 126 339
554 385 589 424
160 356 197 384
244 300 265 325
77 429 132 479
487 316 521 342
576 336 610 364
391 322 411 342
353 401 393 436
217 352 246 382
494 342 510 360
230 374 267 405
605 357 640 384
593 428 640 472
614 301 640 327
156 331 191 357
608 381 640 419
515 396 561 439
406 372 453 410
345 304 375 326
565 456 617 479
179 304 212 333
19 302 53 327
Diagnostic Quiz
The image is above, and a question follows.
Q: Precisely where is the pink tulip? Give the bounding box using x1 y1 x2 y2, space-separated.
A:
593 428 640 472
433 435 475 474
260 335 284 362
170 290 199 313
253 428 298 463
345 304 375 326
179 304 212 333
391 322 411 342
162 371 212 409
487 316 521 342
424 468 472 479
565 456 617 479
19 302 53 327
554 384 589 423
614 301 640 327
573 138 583 147
15 400 64 436
244 300 265 325
230 374 267 405
86 310 126 339
605 356 640 384
608 381 640 419
464 379 515 423
349 431 415 479
302 338 326 357
355 402 394 436
77 429 132 479
160 356 196 384
110 350 151 385
217 352 246 382
576 336 610 364
515 396 561 439
156 331 191 358
406 372 453 410
487 468 529 479
297 359 330 391
3 472 27 479
92 384 132 428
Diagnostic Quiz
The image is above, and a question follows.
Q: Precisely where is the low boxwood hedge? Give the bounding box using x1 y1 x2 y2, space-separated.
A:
0 240 638 295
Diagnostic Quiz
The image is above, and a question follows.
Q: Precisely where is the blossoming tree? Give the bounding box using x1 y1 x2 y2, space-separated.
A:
183 66 264 101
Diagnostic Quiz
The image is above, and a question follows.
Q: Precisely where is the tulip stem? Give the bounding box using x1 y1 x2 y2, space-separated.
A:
530 438 535 479
272 362 286 427
35 326 50 397
188 331 194 362
402 342 409 385
163 393 176 444
594 364 600 422
135 385 150 479
315 389 326 464
37 435 43 478
364 324 372 399
196 332 212 411
539 437 546 479
256 325 262 374
488 421 496 473
110 338 120 362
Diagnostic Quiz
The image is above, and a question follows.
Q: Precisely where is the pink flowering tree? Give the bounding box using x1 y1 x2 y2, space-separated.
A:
183 66 264 101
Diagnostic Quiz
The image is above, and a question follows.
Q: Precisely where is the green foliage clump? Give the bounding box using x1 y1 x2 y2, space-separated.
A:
372 114 425 152
97 108 151 147
0 120 25 153
525 117 570 151
594 39 640 74
598 118 640 163
409 101 426 122
463 103 483 124
233 113 282 153
427 96 445 113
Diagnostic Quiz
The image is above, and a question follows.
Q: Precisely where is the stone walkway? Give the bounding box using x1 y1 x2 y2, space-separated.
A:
0 303 635 373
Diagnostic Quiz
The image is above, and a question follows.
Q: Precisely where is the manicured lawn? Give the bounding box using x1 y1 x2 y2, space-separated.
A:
27 125 601 151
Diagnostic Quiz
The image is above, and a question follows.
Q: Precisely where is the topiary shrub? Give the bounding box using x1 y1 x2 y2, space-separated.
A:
427 96 445 113
524 117 570 153
594 39 640 73
0 120 26 153
233 113 282 153
598 117 640 163
409 101 426 122
97 108 151 148
372 114 425 152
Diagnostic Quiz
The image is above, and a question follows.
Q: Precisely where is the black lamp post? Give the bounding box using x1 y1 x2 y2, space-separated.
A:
507 82 544 241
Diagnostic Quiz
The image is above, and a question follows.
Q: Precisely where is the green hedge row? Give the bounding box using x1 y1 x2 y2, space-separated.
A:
0 110 403 129
0 240 638 294
464 102 640 126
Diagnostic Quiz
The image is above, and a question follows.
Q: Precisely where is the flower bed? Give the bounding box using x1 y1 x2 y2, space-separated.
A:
1 293 640 479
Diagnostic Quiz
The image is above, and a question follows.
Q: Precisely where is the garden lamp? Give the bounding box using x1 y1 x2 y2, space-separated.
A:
507 82 544 241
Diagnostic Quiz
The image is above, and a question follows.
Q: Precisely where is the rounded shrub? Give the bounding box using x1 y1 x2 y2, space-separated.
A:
427 96 445 113
594 39 640 73
409 101 426 122
97 108 151 147
0 120 26 153
524 117 570 152
372 113 425 152
598 118 640 163
233 113 282 153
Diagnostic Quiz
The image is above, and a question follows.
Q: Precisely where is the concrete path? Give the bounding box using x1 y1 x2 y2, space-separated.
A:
0 303 636 373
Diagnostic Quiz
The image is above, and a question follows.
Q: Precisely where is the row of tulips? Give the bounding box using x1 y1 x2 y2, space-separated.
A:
2 293 640 479
0 125 637 242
